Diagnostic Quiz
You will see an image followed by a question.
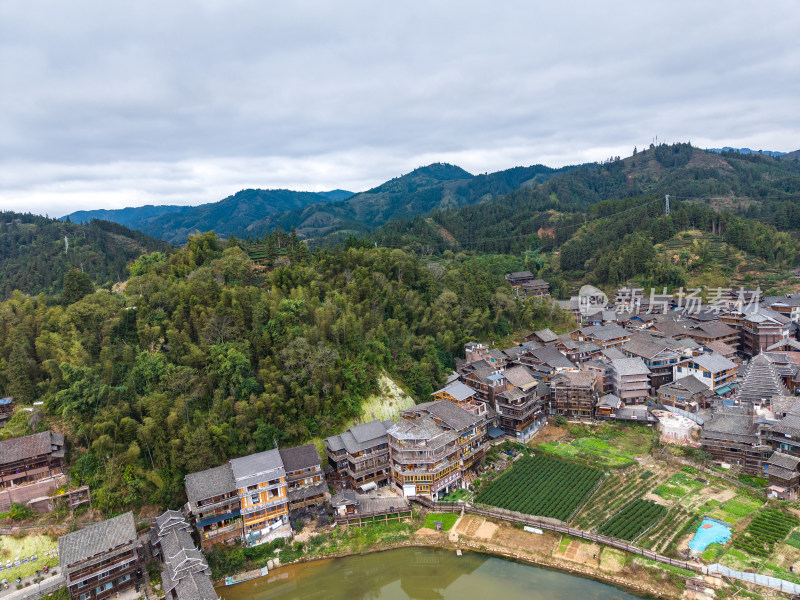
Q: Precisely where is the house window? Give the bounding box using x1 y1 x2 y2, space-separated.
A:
117 575 130 584
251 494 259 504
703 371 711 378
79 594 89 600
96 582 113 594
78 581 88 588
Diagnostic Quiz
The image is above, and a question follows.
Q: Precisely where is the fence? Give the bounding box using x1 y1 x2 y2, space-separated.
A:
655 403 706 426
334 507 413 527
4 575 64 600
708 563 800 595
409 498 701 573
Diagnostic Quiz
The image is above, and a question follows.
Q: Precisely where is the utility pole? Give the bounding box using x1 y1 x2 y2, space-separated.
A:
665 194 670 216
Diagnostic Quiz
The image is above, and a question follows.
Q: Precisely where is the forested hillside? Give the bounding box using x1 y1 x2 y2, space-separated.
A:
63 188 337 245
245 162 571 244
0 233 574 511
370 144 800 292
0 212 171 299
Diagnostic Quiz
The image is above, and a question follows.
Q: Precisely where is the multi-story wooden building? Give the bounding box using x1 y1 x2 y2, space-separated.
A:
495 366 548 440
683 321 739 350
59 512 143 600
571 325 630 350
701 407 772 474
0 431 65 491
387 400 488 499
549 370 598 419
765 452 800 500
734 353 790 407
432 381 488 418
610 357 651 402
185 443 323 550
720 307 791 357
0 431 66 512
230 449 289 542
673 353 737 392
279 444 326 511
657 375 715 411
324 420 392 490
185 465 241 550
622 336 680 393
763 294 800 324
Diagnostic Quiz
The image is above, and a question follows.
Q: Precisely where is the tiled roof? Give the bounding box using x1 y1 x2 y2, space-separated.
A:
622 337 676 360
597 394 622 409
736 353 790 405
692 353 736 373
412 400 482 430
0 431 62 465
768 452 800 470
503 365 537 390
230 448 285 482
660 375 711 396
611 357 650 377
279 444 321 473
434 381 476 401
324 419 390 454
550 370 597 388
533 328 558 343
701 406 760 444
59 512 137 567
184 464 236 504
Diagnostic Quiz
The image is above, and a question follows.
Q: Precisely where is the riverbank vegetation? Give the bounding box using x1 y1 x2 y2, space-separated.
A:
207 518 419 580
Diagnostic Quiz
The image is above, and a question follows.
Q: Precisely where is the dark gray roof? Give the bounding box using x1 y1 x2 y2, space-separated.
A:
701 406 760 444
602 347 626 360
287 482 327 503
413 400 481 430
597 394 622 409
169 569 218 600
184 464 235 504
324 419 390 455
660 375 711 396
0 431 63 464
527 345 575 369
768 452 800 470
622 337 676 361
59 512 137 567
279 444 321 473
503 365 537 390
611 357 650 376
330 489 359 507
582 325 629 341
736 353 790 405
230 448 284 482
533 328 559 343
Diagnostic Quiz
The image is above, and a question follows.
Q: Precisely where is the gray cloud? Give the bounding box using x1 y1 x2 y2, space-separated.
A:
1 1 798 216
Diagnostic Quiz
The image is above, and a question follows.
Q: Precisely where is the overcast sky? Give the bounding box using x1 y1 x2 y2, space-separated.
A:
1 2 799 217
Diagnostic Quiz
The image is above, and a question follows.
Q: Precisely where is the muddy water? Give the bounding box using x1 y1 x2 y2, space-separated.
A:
216 547 645 600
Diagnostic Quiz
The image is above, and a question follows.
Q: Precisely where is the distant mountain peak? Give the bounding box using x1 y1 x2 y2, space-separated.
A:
407 162 474 180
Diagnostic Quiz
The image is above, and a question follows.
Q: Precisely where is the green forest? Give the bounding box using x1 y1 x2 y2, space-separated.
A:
0 232 574 512
0 212 170 299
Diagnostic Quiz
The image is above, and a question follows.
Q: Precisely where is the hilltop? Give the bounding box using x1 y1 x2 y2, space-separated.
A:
62 188 339 245
0 212 171 298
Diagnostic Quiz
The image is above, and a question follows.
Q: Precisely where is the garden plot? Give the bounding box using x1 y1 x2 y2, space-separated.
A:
598 499 667 542
573 467 669 531
534 424 654 469
475 455 603 522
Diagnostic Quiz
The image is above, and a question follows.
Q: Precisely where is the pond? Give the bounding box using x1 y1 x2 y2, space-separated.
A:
217 547 646 600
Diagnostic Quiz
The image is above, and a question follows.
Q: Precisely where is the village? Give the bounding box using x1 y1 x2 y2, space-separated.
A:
6 274 800 600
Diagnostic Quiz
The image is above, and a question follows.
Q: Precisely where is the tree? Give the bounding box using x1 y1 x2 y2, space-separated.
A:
62 269 94 304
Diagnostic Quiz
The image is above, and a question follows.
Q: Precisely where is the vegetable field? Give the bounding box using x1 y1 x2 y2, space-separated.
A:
475 456 603 522
598 499 667 541
733 509 798 557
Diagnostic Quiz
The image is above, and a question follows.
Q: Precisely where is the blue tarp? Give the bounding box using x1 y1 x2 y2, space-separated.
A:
0 398 11 405
488 427 505 439
196 509 240 528
688 518 731 552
